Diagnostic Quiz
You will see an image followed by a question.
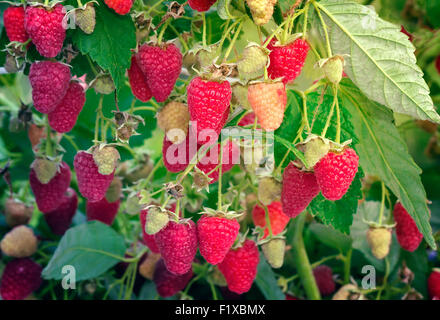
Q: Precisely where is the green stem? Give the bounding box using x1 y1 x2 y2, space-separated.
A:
292 212 321 300
202 12 207 47
378 181 386 225
321 92 336 138
334 86 340 144
132 106 157 113
223 23 243 62
302 1 309 39
45 116 53 157
146 0 167 15
62 135 79 151
157 19 171 45
94 96 103 144
313 2 332 57
169 24 189 52
343 247 352 284
262 203 273 237
217 141 224 210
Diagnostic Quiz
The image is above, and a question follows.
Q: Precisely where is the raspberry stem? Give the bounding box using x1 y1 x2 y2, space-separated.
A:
262 202 273 237
45 115 53 157
334 86 341 144
292 212 321 300
313 2 332 57
217 140 224 210
202 12 207 48
320 87 337 138
223 22 243 62
378 181 386 225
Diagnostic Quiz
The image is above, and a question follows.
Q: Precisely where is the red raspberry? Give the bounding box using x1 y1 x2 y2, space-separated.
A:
266 38 309 84
238 112 257 126
313 265 335 296
74 151 115 202
252 201 290 238
314 148 359 201
154 219 198 275
127 55 152 102
0 258 42 300
29 61 71 114
4 6 29 43
86 197 120 225
428 269 440 299
24 4 66 58
104 0 133 15
44 188 78 235
197 215 240 265
196 140 239 184
218 240 260 294
393 202 423 252
140 208 160 253
187 77 232 143
29 161 71 213
188 0 217 12
153 259 193 298
48 81 86 133
285 294 298 300
137 43 182 102
281 162 320 218
162 130 197 173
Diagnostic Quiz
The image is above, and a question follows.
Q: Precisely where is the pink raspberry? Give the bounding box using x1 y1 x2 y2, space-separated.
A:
393 202 423 252
74 151 115 202
4 6 29 43
86 197 120 225
44 188 78 235
153 259 193 298
127 55 152 102
0 258 42 300
48 81 86 133
29 161 71 213
24 4 66 58
29 61 71 114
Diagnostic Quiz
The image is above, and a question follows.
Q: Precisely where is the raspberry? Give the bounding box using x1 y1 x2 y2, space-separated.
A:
127 55 152 102
157 101 190 144
137 43 182 102
4 6 29 43
139 252 161 280
29 161 71 213
314 148 359 201
104 0 133 15
187 76 232 143
44 188 78 235
197 215 240 265
218 240 260 294
75 2 96 34
428 269 440 299
48 81 86 133
237 44 268 81
196 140 240 184
154 219 198 275
0 258 42 300
140 208 160 253
238 112 256 126
313 265 335 296
281 162 320 218
261 238 285 268
393 202 423 252
246 0 277 26
188 0 217 12
31 158 58 184
91 145 120 175
285 294 298 300
0 226 38 258
248 81 286 131
266 38 309 84
153 259 193 298
366 226 392 260
162 131 196 173
257 176 281 205
74 150 115 202
29 61 71 114
24 4 66 58
252 201 289 238
4 198 33 227
86 197 120 225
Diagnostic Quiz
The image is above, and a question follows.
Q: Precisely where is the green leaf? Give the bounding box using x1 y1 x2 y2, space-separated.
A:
308 223 352 254
309 170 363 234
273 135 307 167
42 221 127 281
314 0 440 123
350 201 400 272
72 2 136 97
339 79 436 249
255 252 285 300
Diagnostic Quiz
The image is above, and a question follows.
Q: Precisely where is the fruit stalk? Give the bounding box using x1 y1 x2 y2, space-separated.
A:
292 212 321 300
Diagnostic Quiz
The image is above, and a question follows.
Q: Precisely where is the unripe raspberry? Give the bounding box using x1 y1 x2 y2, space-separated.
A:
139 252 161 280
92 145 120 175
144 206 170 235
30 158 58 184
321 55 344 84
237 44 268 81
261 238 285 269
90 74 115 95
246 0 277 26
75 3 96 34
157 101 190 144
248 81 286 131
0 226 38 258
257 177 282 206
4 198 33 228
366 226 392 260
